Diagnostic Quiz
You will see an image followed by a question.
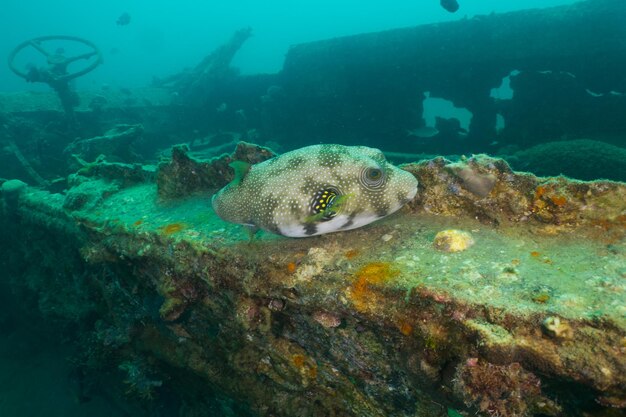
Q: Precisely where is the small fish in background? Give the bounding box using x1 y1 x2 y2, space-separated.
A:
440 0 460 13
117 12 131 26
407 126 439 138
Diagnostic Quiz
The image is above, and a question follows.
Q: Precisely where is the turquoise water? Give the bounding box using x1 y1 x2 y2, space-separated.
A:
1 1 625 416
1 0 579 91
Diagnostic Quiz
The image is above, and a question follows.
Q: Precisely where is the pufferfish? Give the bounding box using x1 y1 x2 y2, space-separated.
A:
211 144 418 237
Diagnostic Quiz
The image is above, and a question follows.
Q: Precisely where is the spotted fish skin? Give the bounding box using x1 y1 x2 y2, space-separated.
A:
211 144 418 237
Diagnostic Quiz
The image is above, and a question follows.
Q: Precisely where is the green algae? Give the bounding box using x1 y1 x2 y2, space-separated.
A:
389 216 625 327
8 154 624 416
70 181 624 328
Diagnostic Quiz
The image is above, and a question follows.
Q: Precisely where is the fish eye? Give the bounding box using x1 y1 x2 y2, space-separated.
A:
366 168 382 180
360 166 385 189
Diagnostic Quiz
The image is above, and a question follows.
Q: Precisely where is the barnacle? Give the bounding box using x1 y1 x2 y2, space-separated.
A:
542 316 574 340
433 229 474 253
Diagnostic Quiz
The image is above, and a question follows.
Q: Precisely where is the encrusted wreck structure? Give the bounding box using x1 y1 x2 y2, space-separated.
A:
1 0 625 415
1 143 624 416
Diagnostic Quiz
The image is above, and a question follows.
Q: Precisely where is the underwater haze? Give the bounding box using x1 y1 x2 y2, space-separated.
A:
1 0 580 92
2 0 626 417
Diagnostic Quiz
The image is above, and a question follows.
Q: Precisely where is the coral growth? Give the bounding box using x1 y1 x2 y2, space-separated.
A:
453 360 559 417
156 142 276 199
4 138 625 416
506 139 626 182
156 273 198 321
349 262 399 313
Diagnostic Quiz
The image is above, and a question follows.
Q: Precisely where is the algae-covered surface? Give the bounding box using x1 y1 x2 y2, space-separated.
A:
3 3 625 415
5 153 626 416
89 182 625 328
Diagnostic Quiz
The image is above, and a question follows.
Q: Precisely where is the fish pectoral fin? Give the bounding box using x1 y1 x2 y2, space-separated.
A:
243 223 260 240
305 193 353 224
332 193 353 209
304 212 326 224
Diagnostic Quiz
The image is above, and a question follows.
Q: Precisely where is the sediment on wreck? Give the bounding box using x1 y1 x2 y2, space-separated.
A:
0 145 624 416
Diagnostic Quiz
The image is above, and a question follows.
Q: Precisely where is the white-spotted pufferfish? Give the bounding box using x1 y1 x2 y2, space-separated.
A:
212 144 418 237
